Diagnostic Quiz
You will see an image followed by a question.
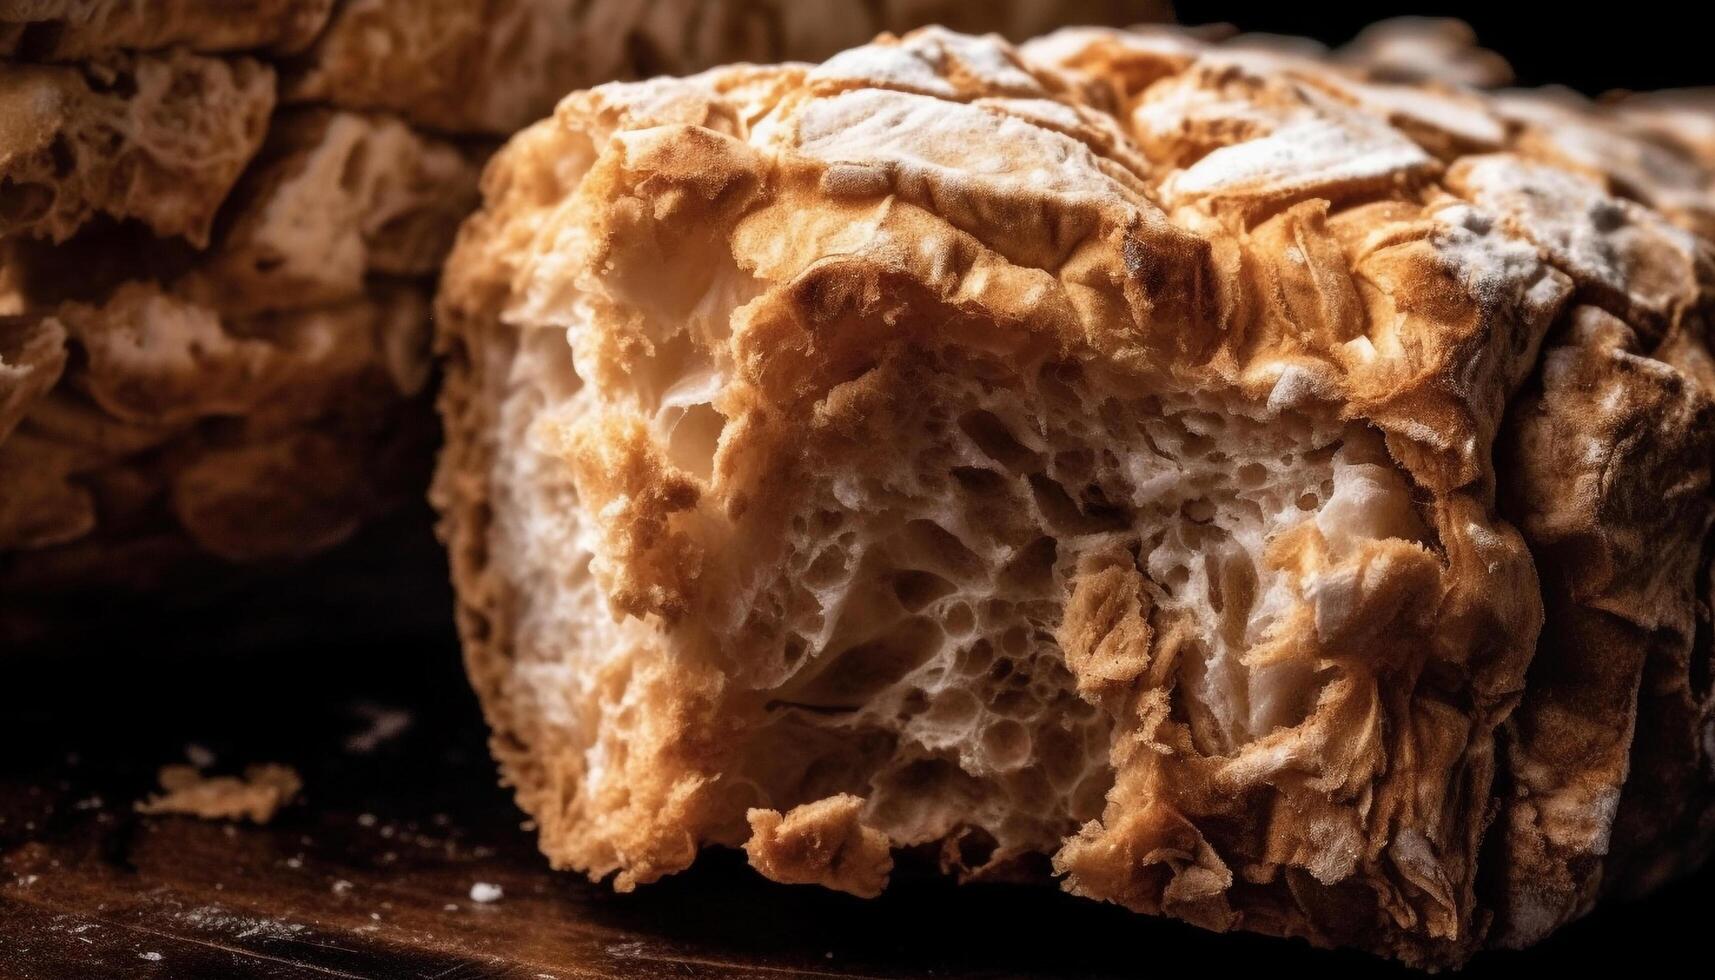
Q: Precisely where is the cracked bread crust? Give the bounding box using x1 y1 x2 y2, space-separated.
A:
437 26 1715 965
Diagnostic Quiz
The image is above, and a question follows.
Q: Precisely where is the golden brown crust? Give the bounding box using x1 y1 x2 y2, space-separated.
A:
1333 17 1513 88
433 25 1715 966
1496 88 1715 242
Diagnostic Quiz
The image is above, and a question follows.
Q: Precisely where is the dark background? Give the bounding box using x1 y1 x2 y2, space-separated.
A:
4 3 1713 978
1175 1 1714 94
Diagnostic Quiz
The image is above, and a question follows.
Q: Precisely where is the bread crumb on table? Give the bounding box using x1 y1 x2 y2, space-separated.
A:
744 796 893 898
135 763 301 824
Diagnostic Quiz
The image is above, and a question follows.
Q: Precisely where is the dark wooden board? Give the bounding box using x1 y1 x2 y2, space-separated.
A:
3 510 1712 978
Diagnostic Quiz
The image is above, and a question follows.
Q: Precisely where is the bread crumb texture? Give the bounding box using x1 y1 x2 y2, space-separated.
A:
0 49 275 246
745 794 895 897
1 2 1124 635
435 25 1715 966
136 763 302 824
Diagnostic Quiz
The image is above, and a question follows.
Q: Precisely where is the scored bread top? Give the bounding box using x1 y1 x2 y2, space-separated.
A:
436 26 1715 966
452 25 1711 499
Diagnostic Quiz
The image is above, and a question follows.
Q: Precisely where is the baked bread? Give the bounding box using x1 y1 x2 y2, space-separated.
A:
433 26 1715 966
0 76 443 636
2 1 1157 638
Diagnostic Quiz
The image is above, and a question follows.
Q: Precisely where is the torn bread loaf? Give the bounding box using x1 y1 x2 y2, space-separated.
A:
434 26 1715 967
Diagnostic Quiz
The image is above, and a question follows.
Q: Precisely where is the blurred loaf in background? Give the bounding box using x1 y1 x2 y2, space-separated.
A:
0 0 1166 642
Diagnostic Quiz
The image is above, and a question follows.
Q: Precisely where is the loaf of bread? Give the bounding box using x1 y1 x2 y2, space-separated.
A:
434 25 1715 966
1 1 1156 639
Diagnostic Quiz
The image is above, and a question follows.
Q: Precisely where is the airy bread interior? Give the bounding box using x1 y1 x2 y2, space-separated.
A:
0 49 276 246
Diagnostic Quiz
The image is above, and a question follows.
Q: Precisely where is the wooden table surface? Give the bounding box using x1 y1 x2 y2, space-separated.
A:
3 511 1711 979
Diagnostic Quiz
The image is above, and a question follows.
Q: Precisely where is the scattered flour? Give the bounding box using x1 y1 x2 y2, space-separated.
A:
344 703 414 754
179 905 308 941
469 882 503 903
